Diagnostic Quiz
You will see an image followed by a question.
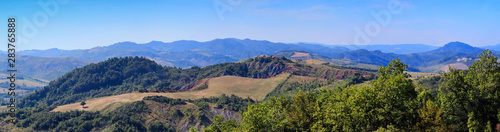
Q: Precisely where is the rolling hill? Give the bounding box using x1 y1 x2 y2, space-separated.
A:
18 56 375 108
1 55 377 131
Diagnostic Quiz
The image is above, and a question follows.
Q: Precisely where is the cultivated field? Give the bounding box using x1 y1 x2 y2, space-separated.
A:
303 59 328 65
439 63 468 72
291 52 311 58
52 73 290 112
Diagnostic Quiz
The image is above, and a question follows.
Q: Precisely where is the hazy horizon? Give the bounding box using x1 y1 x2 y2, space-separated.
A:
8 38 497 51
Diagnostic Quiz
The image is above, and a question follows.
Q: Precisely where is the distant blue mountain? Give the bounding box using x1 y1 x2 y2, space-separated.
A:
482 44 500 52
18 48 83 58
336 41 498 72
18 38 349 68
335 44 438 54
433 41 483 53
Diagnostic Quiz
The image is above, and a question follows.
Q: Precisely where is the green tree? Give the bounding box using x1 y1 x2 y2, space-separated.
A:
147 120 174 132
371 58 418 130
204 116 239 132
320 85 379 131
81 101 86 108
413 100 447 131
240 96 291 131
440 50 500 131
284 91 317 131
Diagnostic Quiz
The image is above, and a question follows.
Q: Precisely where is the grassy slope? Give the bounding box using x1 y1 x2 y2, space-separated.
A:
52 73 290 112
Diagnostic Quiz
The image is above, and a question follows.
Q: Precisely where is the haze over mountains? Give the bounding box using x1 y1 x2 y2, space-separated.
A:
12 38 500 81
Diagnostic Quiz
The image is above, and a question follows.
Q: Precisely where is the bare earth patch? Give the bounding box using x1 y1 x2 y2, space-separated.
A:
304 59 328 65
290 52 311 58
440 63 468 72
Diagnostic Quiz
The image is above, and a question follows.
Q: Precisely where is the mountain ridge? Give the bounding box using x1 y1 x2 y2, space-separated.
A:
433 41 484 53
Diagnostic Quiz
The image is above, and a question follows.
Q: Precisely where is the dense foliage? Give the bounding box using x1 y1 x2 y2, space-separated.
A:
195 50 500 131
264 74 329 101
190 94 254 112
416 75 445 95
440 50 500 131
144 96 187 105
0 101 150 132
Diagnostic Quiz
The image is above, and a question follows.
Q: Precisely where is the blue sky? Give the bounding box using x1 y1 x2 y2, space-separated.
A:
1 0 499 50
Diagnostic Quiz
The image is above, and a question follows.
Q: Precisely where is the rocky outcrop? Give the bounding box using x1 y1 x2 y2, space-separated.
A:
246 61 291 78
211 108 242 122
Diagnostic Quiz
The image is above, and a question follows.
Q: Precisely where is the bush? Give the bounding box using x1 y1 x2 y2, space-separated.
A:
138 88 149 93
143 96 186 105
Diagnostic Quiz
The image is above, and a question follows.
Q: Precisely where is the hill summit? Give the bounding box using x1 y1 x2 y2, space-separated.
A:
434 41 481 52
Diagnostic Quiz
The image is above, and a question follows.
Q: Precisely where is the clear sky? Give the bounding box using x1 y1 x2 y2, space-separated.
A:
1 0 499 50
